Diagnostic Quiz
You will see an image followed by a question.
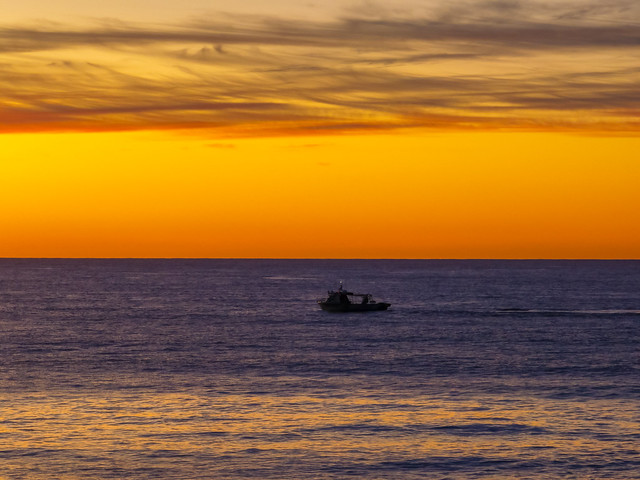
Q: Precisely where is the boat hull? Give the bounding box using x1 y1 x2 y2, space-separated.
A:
318 302 391 312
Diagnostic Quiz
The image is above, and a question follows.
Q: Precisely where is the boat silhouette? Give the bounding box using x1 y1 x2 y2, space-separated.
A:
318 283 390 312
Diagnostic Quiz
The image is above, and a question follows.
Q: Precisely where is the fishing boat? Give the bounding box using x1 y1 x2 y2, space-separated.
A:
318 283 391 312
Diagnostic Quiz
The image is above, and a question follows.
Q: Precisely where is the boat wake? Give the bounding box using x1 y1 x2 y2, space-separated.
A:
495 308 640 316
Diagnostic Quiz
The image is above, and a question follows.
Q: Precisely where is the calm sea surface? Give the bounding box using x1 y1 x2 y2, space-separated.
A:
1 259 639 479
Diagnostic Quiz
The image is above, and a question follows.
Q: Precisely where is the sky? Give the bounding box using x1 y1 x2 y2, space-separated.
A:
1 0 639 258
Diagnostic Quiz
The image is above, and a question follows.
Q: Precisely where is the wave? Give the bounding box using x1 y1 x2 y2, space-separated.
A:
376 455 526 472
432 422 548 436
263 275 320 281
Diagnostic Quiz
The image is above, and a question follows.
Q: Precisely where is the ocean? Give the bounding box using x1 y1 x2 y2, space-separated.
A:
1 259 639 479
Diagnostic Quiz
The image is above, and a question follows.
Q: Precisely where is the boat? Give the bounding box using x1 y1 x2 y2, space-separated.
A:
318 283 391 312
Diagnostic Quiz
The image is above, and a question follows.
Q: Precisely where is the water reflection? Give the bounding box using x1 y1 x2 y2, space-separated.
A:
4 384 638 479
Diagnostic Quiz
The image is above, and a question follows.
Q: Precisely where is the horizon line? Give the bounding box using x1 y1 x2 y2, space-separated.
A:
1 257 639 261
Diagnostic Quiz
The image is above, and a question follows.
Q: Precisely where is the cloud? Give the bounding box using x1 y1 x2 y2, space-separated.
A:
207 143 236 148
1 1 639 136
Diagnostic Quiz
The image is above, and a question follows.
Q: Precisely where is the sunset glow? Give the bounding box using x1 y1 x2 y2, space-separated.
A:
2 0 639 258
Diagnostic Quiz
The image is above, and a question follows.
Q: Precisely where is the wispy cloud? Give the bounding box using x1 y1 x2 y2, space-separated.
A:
1 1 639 135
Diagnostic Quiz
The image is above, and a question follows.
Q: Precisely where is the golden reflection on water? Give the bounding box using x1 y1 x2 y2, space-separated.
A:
3 385 638 478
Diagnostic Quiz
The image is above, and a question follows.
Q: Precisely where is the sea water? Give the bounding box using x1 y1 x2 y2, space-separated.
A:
1 259 639 479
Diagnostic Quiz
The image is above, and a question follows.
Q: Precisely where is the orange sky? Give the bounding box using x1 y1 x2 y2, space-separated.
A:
1 1 639 258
